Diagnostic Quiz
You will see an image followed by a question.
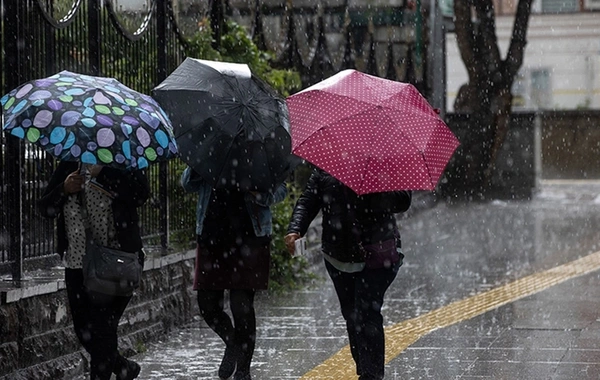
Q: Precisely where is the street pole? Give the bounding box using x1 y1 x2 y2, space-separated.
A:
88 0 101 76
4 0 25 282
157 0 169 250
210 0 224 49
428 0 447 118
415 0 422 78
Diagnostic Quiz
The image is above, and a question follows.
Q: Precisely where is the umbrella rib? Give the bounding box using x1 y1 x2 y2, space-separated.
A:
421 151 436 190
293 93 430 149
303 90 394 112
379 112 423 153
355 112 429 193
354 120 382 194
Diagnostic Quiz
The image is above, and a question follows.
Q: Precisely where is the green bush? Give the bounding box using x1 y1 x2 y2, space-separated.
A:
186 19 302 97
269 184 317 294
167 159 198 250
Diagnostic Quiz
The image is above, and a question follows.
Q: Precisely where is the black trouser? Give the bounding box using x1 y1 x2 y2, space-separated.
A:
197 289 256 375
65 268 132 380
325 260 400 380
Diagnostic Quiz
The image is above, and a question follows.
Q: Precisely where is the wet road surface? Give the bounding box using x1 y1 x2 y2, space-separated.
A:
130 181 600 379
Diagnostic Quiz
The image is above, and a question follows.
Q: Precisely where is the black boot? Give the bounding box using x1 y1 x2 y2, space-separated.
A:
233 371 251 380
218 344 239 379
114 356 141 380
233 350 251 380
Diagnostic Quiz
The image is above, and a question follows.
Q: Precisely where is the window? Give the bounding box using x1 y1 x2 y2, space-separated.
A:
584 0 600 10
511 72 527 110
530 69 552 109
532 0 579 13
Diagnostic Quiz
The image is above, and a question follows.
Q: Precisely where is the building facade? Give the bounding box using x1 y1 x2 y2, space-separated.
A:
446 0 600 111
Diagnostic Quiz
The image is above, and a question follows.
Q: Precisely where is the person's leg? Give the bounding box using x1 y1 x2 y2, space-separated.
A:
324 260 362 375
354 264 400 380
108 294 139 380
84 290 132 380
65 269 92 352
229 289 256 379
197 289 236 343
65 269 138 380
197 289 237 379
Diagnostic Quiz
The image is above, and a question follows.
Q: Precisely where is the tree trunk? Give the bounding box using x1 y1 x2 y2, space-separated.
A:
443 0 532 200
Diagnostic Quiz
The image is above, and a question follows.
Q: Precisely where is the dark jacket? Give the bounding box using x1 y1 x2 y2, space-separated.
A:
37 161 150 256
287 169 412 263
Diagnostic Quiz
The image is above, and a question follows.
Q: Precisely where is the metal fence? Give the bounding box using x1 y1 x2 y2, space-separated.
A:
0 0 188 279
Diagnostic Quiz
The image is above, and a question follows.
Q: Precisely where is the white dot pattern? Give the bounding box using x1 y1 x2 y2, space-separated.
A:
63 183 118 269
287 70 460 194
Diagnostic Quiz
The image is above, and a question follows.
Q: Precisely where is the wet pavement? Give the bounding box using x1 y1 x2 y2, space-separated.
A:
128 180 600 379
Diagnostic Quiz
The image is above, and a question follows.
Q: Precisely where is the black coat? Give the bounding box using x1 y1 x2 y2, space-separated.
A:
37 161 150 256
287 169 412 263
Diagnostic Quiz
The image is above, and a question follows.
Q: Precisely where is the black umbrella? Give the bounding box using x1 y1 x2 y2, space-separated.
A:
152 58 299 192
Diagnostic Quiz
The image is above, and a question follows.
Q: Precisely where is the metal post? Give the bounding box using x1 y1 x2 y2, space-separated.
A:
157 0 169 250
366 18 377 76
157 0 167 82
428 0 447 117
210 0 223 49
88 0 102 75
415 0 422 73
534 113 543 189
253 0 267 51
45 1 56 76
4 0 25 282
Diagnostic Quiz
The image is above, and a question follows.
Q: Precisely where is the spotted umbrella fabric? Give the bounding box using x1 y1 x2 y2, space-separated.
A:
1 70 178 169
286 69 460 194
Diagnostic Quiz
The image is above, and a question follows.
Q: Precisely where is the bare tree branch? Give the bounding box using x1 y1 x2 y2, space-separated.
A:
454 0 479 81
474 1 501 67
504 0 533 79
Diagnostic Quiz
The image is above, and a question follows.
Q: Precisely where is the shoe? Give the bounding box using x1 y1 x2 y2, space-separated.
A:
218 345 238 379
115 359 141 380
233 372 251 380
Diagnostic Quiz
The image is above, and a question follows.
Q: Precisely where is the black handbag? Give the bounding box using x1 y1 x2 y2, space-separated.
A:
359 234 403 269
79 192 142 297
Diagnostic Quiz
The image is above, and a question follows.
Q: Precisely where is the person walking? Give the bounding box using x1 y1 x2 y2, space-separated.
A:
38 161 149 380
285 168 412 380
181 166 287 380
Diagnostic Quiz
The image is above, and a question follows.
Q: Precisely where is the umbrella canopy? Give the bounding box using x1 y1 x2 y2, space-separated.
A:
152 57 298 192
1 70 177 169
286 69 460 194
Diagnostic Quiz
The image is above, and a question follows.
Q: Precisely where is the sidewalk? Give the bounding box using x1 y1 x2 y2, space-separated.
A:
130 181 600 379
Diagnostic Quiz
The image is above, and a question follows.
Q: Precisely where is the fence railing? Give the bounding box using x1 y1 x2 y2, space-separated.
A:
0 0 188 280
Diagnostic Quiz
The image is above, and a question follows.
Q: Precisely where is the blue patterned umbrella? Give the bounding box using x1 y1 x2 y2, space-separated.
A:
1 70 178 169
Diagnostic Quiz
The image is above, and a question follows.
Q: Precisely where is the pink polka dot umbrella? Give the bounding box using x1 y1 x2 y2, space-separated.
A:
286 70 460 195
1 71 178 170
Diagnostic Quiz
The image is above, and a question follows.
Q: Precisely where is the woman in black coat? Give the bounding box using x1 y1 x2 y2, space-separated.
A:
285 168 411 380
38 160 149 380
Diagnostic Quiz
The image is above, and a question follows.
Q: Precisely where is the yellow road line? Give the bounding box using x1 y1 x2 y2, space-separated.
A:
301 250 600 379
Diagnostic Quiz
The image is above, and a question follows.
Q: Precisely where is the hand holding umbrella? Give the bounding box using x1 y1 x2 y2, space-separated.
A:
63 170 85 194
